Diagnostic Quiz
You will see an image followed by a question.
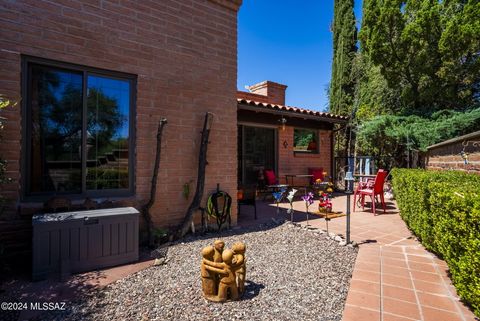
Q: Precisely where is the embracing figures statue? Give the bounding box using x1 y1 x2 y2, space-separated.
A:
200 240 246 302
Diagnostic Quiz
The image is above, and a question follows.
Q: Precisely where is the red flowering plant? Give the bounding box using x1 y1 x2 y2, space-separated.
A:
318 193 333 213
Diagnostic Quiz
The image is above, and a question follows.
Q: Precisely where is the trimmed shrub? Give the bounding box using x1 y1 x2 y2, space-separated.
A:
392 169 480 316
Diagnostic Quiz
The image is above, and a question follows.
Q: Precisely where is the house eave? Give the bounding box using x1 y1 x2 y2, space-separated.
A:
238 103 348 125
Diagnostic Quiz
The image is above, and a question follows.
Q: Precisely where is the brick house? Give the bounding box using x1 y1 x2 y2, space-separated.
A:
0 1 345 262
0 0 242 260
236 81 347 200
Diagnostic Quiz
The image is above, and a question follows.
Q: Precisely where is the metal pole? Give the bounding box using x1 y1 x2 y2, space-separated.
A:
344 173 354 245
346 191 351 244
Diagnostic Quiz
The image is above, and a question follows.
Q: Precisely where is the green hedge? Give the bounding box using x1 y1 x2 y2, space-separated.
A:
392 169 480 316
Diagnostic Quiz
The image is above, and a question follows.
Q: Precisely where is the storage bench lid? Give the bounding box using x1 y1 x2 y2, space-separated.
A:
32 207 140 224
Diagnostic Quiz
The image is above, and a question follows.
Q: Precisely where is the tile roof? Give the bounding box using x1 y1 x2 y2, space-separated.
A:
237 98 348 122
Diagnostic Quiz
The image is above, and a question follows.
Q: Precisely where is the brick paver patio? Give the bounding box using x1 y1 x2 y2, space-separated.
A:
7 194 477 321
238 195 478 321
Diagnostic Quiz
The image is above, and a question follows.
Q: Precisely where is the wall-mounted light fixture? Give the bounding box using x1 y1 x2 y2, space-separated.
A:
460 140 480 165
279 116 287 131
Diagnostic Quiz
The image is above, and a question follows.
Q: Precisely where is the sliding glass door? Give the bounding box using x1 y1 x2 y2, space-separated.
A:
238 125 277 185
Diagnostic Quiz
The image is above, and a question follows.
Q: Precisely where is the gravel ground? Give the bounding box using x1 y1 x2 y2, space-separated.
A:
42 221 357 321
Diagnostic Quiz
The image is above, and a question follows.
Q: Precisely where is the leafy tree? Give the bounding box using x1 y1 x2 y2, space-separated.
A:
351 52 404 121
438 0 480 106
359 0 480 114
356 107 480 167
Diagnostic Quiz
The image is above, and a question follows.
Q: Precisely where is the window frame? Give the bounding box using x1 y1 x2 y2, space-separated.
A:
293 127 320 154
21 56 137 201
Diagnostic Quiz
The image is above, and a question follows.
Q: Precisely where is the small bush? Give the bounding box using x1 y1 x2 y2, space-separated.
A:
392 169 480 316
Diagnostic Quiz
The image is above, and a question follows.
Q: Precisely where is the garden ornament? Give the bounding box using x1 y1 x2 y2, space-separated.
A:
272 187 287 214
200 246 217 297
286 188 298 222
201 240 247 302
302 192 315 227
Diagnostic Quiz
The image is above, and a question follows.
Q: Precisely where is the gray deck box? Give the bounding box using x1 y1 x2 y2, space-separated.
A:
32 207 139 280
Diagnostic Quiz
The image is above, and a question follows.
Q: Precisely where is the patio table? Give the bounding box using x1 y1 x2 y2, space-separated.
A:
284 174 313 186
266 184 289 191
263 184 290 201
354 174 376 179
284 174 313 195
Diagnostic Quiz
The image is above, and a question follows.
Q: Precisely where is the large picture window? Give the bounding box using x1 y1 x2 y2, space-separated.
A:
293 128 318 153
24 58 135 197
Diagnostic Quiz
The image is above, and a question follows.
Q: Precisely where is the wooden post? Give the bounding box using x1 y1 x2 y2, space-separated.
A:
175 112 213 239
143 118 167 247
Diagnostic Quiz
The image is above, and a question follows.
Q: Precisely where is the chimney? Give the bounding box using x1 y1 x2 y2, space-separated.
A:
247 81 287 105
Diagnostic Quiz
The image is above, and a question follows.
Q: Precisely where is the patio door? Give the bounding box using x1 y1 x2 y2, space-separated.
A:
238 125 277 185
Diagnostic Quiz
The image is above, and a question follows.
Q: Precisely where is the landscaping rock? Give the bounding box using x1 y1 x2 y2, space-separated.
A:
41 223 357 321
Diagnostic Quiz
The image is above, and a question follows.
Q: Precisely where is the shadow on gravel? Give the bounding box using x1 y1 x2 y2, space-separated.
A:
241 280 265 301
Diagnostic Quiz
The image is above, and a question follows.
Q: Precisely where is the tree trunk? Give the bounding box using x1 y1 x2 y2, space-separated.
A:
175 112 213 239
344 126 350 158
143 118 168 247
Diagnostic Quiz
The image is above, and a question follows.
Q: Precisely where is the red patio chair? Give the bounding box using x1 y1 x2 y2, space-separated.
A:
263 169 278 186
308 167 324 185
353 169 388 214
258 169 280 200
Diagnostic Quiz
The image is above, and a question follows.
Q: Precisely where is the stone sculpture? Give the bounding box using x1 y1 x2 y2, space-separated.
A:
200 240 246 302
232 242 246 295
200 246 217 298
213 240 225 263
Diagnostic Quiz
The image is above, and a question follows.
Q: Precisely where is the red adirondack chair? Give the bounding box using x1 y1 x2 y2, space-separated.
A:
353 169 388 214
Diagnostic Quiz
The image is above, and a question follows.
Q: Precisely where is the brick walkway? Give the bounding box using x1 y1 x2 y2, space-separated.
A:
238 195 478 321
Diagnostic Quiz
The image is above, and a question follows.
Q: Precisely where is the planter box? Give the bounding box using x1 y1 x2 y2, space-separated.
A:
32 207 139 281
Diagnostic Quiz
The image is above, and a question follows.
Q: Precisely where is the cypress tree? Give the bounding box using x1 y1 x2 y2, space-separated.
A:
329 0 357 116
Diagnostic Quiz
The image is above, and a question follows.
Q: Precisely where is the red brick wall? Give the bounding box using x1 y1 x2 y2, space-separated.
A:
0 0 240 228
236 91 270 103
277 126 332 185
426 138 480 174
245 81 287 105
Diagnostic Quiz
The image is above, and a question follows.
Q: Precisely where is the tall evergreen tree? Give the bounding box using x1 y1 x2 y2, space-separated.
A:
329 0 357 116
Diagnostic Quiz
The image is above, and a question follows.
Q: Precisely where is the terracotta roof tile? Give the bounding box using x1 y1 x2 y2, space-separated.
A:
237 98 348 122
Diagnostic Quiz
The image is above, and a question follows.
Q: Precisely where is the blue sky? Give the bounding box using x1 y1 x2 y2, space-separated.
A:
237 0 363 112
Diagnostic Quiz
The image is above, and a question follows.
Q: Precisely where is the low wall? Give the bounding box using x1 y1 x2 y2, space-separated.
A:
426 131 480 174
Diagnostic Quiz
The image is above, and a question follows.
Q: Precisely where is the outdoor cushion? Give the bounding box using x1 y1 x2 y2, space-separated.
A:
264 170 277 185
308 167 324 184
